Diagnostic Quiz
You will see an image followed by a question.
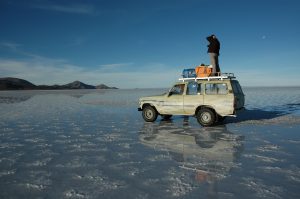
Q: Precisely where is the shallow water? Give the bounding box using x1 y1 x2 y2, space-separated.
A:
0 87 300 199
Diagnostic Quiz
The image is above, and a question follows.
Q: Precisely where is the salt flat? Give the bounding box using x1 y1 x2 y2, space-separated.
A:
0 87 300 199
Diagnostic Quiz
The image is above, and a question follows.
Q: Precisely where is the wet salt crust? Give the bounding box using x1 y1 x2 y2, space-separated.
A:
0 87 300 199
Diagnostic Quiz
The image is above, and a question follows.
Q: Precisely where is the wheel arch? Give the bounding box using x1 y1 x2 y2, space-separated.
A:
195 105 228 123
142 103 159 114
195 105 216 116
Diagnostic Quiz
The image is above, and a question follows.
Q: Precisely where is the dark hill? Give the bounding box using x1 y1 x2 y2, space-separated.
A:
0 77 117 90
63 81 96 89
0 77 37 90
96 84 117 89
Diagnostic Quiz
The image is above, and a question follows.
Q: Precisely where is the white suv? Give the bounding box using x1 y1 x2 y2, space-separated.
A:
138 77 245 126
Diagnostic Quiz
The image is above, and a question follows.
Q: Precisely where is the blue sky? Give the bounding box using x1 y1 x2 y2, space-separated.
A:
0 0 300 88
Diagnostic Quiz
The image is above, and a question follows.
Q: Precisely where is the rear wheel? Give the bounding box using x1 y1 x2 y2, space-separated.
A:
196 108 216 126
142 106 158 122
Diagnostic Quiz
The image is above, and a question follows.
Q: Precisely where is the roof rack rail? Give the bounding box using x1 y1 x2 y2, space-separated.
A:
179 73 235 82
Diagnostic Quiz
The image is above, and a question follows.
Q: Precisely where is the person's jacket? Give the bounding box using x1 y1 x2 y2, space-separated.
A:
207 36 220 55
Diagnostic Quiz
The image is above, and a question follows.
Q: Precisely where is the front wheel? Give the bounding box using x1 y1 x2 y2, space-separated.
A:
196 108 216 126
142 106 158 122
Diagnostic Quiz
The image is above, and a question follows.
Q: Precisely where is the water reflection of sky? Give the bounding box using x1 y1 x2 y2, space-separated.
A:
139 121 244 185
0 88 300 198
244 87 300 116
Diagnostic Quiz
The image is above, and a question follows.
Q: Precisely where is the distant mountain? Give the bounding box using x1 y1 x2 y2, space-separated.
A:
0 77 118 90
38 81 96 89
0 77 37 90
63 81 96 89
96 84 118 89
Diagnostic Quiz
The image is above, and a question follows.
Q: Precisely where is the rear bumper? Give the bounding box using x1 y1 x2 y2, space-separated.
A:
226 107 245 117
234 107 245 115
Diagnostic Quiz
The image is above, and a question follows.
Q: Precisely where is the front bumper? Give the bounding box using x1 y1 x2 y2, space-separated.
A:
138 107 142 111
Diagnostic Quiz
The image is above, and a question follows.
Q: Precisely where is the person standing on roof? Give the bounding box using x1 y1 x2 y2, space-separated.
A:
207 34 220 76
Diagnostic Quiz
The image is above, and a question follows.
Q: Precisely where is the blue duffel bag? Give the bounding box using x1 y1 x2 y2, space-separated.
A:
182 68 196 78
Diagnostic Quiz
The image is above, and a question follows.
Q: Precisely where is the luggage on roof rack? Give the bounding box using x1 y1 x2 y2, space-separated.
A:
182 68 196 78
178 73 235 82
195 65 212 77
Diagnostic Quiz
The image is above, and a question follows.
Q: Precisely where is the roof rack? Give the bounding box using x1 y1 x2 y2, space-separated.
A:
179 73 235 82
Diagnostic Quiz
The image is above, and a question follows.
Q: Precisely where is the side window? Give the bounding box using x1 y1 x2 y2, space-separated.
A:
205 83 228 95
187 82 201 95
170 84 185 95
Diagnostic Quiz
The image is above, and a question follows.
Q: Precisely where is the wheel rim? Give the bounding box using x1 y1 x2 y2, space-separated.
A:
145 109 153 119
201 112 211 123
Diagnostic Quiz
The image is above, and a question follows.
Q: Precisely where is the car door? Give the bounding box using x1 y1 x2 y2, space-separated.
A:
161 84 185 115
203 82 234 115
184 82 203 114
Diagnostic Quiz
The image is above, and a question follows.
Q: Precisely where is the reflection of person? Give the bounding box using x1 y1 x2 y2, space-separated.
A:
195 170 217 198
207 34 221 76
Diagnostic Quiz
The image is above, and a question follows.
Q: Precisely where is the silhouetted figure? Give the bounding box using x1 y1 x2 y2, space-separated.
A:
207 34 221 76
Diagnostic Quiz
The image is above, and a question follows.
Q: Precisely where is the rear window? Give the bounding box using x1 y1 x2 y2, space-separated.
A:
205 83 228 95
231 80 244 94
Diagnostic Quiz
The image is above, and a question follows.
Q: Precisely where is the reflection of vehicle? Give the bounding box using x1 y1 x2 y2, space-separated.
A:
138 76 245 126
139 120 243 181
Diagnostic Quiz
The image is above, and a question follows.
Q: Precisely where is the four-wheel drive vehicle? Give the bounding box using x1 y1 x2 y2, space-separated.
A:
138 76 245 126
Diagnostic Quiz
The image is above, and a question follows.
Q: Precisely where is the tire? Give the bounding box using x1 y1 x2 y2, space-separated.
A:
161 114 172 120
142 106 158 122
196 108 216 126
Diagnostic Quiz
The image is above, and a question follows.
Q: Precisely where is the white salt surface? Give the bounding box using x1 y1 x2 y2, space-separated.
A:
0 87 300 198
